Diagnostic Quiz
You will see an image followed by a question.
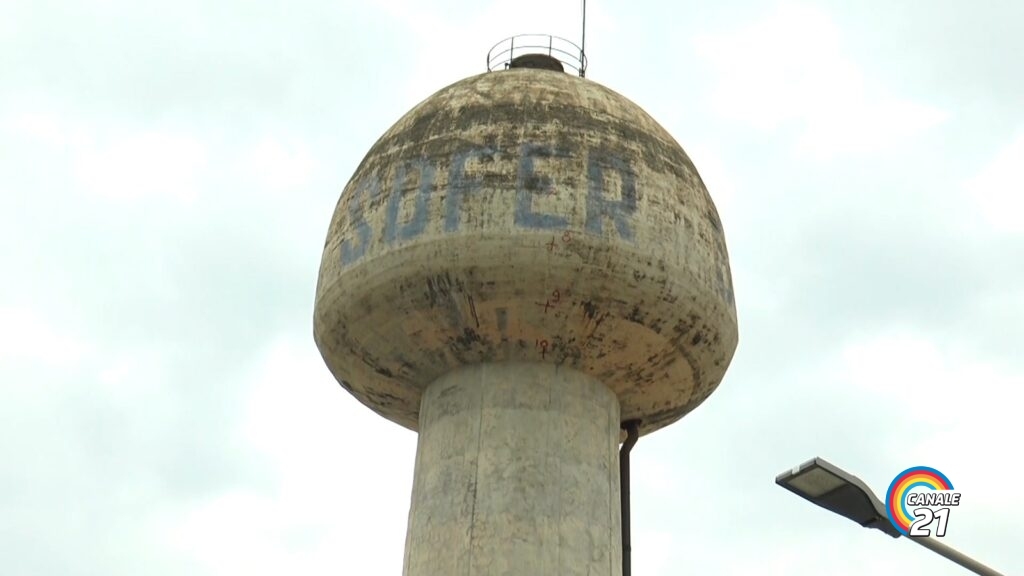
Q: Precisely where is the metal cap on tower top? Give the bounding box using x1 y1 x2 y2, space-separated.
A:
486 34 587 77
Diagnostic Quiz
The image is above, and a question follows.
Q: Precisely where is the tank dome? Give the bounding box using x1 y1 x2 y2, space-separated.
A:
314 69 737 436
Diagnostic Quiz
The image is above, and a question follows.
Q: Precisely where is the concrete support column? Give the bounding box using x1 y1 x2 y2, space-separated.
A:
402 362 622 576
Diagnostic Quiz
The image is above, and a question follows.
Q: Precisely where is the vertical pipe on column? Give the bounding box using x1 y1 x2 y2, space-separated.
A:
620 420 640 576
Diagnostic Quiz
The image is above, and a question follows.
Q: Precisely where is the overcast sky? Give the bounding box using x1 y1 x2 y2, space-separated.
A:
2 0 1021 574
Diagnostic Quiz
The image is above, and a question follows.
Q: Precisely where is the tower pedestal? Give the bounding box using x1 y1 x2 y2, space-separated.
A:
403 362 622 576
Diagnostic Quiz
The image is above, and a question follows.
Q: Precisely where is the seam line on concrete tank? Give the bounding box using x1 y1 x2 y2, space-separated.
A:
607 392 614 576
465 365 484 576
404 391 427 573
552 369 562 573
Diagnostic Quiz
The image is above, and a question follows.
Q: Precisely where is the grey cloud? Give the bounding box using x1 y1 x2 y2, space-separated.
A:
1 0 413 129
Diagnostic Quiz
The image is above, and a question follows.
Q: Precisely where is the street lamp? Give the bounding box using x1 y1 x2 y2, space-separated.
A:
776 457 1005 576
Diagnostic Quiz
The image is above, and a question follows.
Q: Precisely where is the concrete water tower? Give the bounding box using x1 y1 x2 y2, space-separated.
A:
314 32 737 576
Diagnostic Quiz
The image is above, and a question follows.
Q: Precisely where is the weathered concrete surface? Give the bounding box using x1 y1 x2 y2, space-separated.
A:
403 362 621 576
314 68 738 436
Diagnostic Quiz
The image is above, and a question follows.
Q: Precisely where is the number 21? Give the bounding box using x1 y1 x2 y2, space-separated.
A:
909 508 950 537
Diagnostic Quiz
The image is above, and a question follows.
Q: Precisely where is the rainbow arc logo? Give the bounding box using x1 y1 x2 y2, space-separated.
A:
885 466 961 537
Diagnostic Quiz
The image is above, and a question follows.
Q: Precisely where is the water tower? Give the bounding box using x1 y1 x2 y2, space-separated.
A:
314 31 738 576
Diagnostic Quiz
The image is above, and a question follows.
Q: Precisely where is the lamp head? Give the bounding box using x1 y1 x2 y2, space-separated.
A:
776 457 901 538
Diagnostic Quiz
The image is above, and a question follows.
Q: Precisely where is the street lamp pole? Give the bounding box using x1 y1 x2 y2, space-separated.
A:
775 457 1004 576
908 533 1003 576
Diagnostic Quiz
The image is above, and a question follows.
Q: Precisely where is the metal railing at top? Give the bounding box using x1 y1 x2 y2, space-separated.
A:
486 34 588 77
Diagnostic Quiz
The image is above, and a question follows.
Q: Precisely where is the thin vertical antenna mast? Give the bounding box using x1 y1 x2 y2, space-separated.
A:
580 0 587 77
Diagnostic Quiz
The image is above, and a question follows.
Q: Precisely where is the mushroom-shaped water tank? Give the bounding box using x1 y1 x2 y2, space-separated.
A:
314 68 737 437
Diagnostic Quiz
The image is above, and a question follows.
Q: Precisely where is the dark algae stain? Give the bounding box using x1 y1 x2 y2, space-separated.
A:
452 327 487 351
581 300 599 320
626 305 643 323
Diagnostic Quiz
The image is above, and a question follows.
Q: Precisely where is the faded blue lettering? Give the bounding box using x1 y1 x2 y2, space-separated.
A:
385 159 436 245
339 145 640 265
586 151 637 242
340 175 380 266
445 147 495 232
515 143 569 230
